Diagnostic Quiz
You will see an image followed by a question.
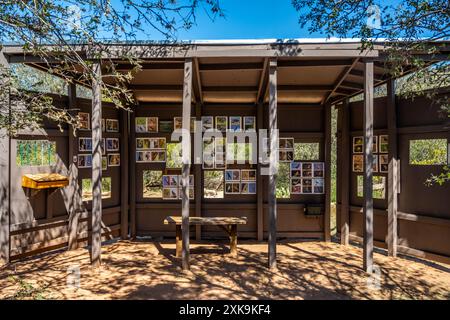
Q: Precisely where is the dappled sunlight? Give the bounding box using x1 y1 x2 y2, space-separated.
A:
0 240 449 300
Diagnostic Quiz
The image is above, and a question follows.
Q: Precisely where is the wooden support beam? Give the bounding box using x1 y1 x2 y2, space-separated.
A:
277 59 354 68
199 62 264 71
324 103 332 242
256 58 268 103
348 69 384 81
340 81 364 90
324 58 359 104
0 51 10 266
363 61 374 273
194 102 202 241
91 62 102 267
181 58 193 271
256 102 264 241
129 106 137 238
340 99 350 245
268 58 278 270
67 83 80 250
120 108 129 239
193 58 203 104
387 79 398 257
115 62 185 71
129 84 183 91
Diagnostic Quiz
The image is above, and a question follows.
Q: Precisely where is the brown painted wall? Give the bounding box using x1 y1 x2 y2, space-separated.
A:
337 91 450 261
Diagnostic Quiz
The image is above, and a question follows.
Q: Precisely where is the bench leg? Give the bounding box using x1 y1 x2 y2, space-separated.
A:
230 224 237 257
176 225 182 258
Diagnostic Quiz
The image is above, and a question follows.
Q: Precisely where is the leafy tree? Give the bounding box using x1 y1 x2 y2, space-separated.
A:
292 0 450 185
0 0 223 135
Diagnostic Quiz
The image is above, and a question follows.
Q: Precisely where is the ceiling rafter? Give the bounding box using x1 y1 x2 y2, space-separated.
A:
323 58 360 105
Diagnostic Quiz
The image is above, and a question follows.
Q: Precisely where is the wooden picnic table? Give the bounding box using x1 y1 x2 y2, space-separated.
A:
164 216 248 257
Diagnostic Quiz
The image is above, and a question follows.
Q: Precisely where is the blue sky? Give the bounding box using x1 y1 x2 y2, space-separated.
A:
151 0 325 40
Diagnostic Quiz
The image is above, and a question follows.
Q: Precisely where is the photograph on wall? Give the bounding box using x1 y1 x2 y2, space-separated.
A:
102 156 108 171
106 119 119 132
108 153 120 166
203 153 214 169
215 137 226 153
215 152 226 169
225 169 240 182
78 112 90 130
79 137 92 152
225 182 240 194
241 182 256 194
379 154 388 173
229 116 242 132
290 162 302 178
151 151 166 162
244 116 256 132
176 175 194 187
302 178 312 193
215 116 228 132
353 136 363 153
163 175 179 187
136 138 150 150
106 138 119 151
150 137 166 149
313 178 324 194
279 138 294 150
301 162 313 177
279 150 294 162
173 117 183 130
78 154 92 168
160 120 173 133
352 154 363 172
201 116 214 131
291 178 302 194
162 187 179 200
241 169 256 181
136 117 147 132
313 162 324 177
178 188 194 200
147 117 158 132
379 135 389 153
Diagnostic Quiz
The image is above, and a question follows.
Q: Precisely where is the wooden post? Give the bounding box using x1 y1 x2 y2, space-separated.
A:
324 104 332 242
363 61 374 272
230 225 237 257
91 62 102 267
268 58 277 270
387 79 398 257
67 83 80 250
181 58 193 271
176 225 182 258
340 99 350 245
0 51 10 266
129 106 136 238
120 108 129 239
257 102 264 241
195 102 202 241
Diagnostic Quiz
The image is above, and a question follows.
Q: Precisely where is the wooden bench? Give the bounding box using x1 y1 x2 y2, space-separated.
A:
164 216 247 257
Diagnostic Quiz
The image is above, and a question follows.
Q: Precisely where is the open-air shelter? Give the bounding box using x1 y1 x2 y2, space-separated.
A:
0 39 449 275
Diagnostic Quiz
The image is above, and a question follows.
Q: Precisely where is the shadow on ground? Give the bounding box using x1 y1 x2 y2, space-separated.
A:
0 240 449 300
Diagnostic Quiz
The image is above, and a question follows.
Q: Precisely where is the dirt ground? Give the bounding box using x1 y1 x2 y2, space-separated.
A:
1 240 449 300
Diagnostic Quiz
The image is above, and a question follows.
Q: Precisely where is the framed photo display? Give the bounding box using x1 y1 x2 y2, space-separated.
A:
201 116 214 132
379 154 388 172
106 119 119 132
135 117 158 133
78 112 90 130
229 116 242 132
78 154 92 168
244 116 256 132
279 137 294 162
352 155 363 172
108 153 120 166
106 138 119 152
379 135 388 153
215 116 228 132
